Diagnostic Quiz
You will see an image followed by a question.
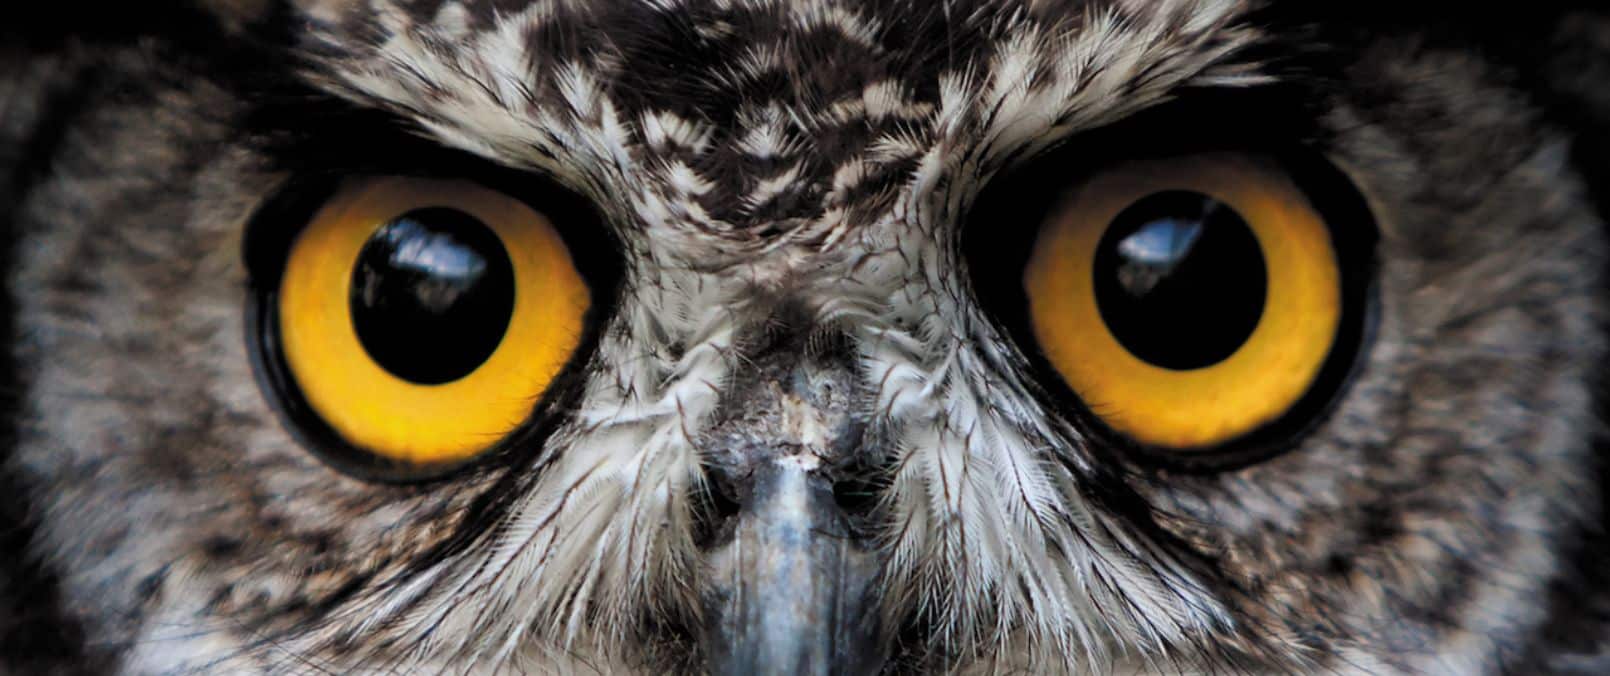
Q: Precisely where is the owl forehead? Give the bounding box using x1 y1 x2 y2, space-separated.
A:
298 0 1264 249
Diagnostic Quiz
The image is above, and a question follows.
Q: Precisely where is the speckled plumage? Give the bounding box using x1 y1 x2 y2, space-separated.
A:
2 2 1609 674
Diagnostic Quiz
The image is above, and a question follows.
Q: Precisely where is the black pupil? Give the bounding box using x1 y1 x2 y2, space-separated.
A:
1092 191 1266 370
350 208 515 384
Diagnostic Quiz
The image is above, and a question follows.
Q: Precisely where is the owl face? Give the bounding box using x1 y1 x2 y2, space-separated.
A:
5 1 1607 674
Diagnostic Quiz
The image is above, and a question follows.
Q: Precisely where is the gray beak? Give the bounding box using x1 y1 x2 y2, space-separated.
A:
703 457 886 676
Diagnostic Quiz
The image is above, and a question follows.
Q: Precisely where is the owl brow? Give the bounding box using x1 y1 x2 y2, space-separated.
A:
6 3 243 52
240 87 486 177
1051 83 1336 173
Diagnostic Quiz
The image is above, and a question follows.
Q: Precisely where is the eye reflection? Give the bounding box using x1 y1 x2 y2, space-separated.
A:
1093 190 1267 371
350 208 515 385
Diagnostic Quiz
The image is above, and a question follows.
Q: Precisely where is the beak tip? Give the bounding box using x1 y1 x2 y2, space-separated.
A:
702 460 887 676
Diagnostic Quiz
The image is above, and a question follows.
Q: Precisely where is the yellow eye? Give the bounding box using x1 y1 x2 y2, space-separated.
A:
272 177 589 469
1023 153 1343 451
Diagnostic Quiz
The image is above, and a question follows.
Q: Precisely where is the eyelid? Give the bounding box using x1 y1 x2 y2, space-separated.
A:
248 175 594 481
279 177 590 462
957 139 1384 471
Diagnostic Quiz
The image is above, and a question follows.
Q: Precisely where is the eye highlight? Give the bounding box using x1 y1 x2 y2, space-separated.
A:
1023 153 1345 451
269 177 589 469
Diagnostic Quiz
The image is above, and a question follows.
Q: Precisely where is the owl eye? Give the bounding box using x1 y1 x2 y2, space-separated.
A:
1020 152 1366 454
259 177 589 473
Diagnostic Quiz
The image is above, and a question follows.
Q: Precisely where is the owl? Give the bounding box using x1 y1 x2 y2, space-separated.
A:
2 1 1608 674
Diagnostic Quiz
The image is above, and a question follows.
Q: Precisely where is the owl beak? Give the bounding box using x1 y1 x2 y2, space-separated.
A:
702 457 886 676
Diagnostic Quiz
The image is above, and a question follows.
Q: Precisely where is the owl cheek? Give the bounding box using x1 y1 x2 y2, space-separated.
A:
692 328 887 675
